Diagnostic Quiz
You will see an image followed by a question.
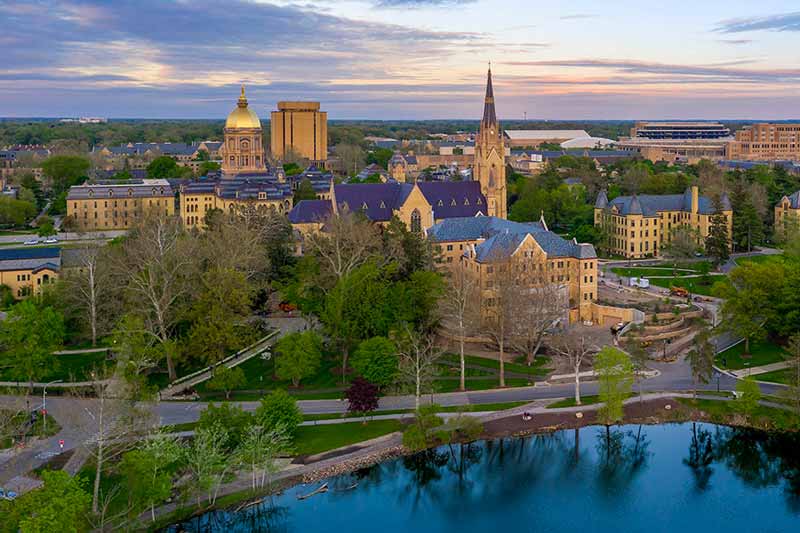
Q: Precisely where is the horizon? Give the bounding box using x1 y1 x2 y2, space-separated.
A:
3 1 800 119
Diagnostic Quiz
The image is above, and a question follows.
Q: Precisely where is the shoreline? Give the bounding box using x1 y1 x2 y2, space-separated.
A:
148 394 799 531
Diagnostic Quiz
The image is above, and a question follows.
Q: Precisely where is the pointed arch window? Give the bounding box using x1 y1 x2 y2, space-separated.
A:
380 201 386 209
476 198 483 205
410 208 422 233
450 199 457 206
464 198 470 206
361 201 368 210
437 200 443 207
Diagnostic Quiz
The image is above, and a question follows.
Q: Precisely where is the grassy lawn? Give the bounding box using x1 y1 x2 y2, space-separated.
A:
735 255 784 266
755 369 794 385
294 420 403 456
677 398 800 431
1 411 61 449
716 340 788 370
546 393 633 409
646 274 728 296
0 352 110 382
440 353 551 378
611 267 699 278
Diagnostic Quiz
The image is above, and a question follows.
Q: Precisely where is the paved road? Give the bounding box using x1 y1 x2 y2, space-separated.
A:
0 229 126 245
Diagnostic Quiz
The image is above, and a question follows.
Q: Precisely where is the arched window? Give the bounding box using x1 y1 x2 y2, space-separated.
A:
410 208 421 233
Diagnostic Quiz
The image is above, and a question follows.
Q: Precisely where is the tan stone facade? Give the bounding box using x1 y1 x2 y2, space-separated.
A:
727 123 800 161
66 179 175 231
271 101 327 163
180 180 292 230
774 192 800 237
0 267 57 299
0 248 60 300
473 69 507 219
594 186 733 259
220 86 266 175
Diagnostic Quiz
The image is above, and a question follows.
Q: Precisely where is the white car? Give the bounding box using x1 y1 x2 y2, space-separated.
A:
44 237 58 244
23 239 38 245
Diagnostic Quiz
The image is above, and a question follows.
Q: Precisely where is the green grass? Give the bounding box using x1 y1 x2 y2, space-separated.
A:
440 353 551 378
716 340 788 370
754 368 794 385
1 412 61 449
677 398 800 431
735 255 784 266
611 267 699 278
294 420 403 456
546 393 633 409
0 352 110 382
646 274 728 296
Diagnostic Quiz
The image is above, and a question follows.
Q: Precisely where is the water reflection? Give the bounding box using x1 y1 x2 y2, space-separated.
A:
168 423 800 533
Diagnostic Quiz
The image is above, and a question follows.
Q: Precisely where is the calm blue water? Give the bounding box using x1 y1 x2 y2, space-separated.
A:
169 423 800 533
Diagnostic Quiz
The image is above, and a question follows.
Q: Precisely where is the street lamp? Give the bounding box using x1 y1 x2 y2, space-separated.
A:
42 379 62 434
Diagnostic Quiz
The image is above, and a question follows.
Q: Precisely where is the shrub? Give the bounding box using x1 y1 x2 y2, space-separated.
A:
255 389 303 438
197 403 253 451
351 336 398 388
736 377 761 417
402 404 444 451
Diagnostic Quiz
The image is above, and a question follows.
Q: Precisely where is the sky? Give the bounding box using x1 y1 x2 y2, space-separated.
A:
2 0 800 120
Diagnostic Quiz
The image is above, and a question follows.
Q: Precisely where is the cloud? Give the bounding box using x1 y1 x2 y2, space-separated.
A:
373 0 475 6
717 39 754 45
715 11 800 33
560 14 595 20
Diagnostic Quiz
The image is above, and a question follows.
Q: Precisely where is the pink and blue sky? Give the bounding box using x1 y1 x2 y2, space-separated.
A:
1 0 799 119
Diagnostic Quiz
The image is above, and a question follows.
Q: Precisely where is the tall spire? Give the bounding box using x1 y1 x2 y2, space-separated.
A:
481 68 496 127
238 84 248 108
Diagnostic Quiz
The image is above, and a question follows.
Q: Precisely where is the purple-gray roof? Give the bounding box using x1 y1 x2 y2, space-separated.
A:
288 200 332 224
418 181 487 219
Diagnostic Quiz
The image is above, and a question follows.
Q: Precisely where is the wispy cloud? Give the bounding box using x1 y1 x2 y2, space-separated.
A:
374 0 476 7
715 11 800 33
717 38 754 45
560 14 595 20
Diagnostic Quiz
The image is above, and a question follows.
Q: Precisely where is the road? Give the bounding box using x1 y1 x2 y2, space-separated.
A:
0 229 126 245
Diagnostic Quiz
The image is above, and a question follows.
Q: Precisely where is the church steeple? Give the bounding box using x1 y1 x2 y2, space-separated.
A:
481 68 497 127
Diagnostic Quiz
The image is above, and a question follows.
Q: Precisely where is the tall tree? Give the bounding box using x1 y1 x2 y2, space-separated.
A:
120 434 181 523
61 244 116 346
596 346 634 426
235 424 291 491
0 300 64 388
688 327 715 398
1 470 91 532
783 334 800 416
396 326 442 409
274 330 323 387
439 266 480 391
41 154 90 193
705 202 731 266
351 336 398 388
550 333 595 405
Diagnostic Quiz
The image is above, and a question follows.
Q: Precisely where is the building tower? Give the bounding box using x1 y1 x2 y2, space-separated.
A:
220 85 266 176
473 68 507 219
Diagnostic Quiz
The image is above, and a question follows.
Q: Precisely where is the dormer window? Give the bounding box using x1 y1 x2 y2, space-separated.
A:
451 199 456 206
128 188 133 197
476 198 482 205
108 190 114 197
437 200 443 207
464 198 470 206
380 201 386 209
152 187 157 195
88 189 94 197
361 202 368 210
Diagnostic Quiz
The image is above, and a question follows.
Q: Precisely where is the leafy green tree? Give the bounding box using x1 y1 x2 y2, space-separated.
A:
688 328 715 398
206 365 247 400
41 155 90 193
731 195 764 252
0 196 37 226
0 300 64 387
198 161 220 176
705 207 731 266
146 155 181 179
236 424 291 491
293 178 317 204
36 215 56 237
120 434 181 523
366 147 394 169
282 162 302 176
180 425 233 508
0 470 91 533
255 389 303 438
402 404 445 451
274 330 323 387
351 336 398 388
735 377 761 417
194 149 210 161
783 335 800 416
596 346 633 426
197 402 252 450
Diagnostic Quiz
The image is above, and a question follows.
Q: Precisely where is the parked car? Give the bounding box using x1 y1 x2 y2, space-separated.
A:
43 237 58 244
23 239 38 245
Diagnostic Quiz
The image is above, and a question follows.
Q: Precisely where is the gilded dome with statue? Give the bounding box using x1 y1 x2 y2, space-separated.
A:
225 85 261 129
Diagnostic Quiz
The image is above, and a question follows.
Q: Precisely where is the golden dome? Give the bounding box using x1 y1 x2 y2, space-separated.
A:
225 85 261 129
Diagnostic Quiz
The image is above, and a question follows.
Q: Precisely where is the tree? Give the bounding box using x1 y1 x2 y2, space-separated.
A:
236 424 291 491
402 404 445 451
716 262 783 355
41 154 90 193
345 377 380 418
118 214 197 380
206 365 246 400
197 402 252 450
61 244 115 346
396 326 442 409
293 178 317 204
596 346 634 426
111 314 161 396
688 328 715 398
550 333 594 406
0 300 64 388
705 206 731 266
198 161 220 176
120 434 181 523
0 470 91 532
335 143 365 176
36 215 56 237
0 196 37 226
180 424 234 509
735 377 761 418
627 334 649 403
351 336 398 388
783 334 800 416
273 330 323 387
255 390 303 438
663 226 702 259
146 155 181 179
439 265 480 391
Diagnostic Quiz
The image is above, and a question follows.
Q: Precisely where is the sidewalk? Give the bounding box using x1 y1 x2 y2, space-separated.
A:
730 361 793 378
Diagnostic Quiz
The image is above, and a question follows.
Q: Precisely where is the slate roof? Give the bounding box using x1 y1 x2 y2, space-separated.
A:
427 216 596 261
98 142 198 156
783 191 800 209
67 179 173 200
0 247 61 272
607 188 729 216
288 200 332 224
181 175 293 202
333 183 414 222
418 181 487 219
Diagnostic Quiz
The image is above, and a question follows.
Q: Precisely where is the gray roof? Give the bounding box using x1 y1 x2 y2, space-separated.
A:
607 188 726 217
0 247 61 272
595 190 608 209
783 191 800 209
182 175 292 202
427 216 596 261
67 179 173 200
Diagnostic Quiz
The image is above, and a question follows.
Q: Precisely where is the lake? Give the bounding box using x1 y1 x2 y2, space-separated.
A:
167 423 800 532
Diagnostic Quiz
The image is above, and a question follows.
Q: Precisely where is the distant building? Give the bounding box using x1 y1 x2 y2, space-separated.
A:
0 147 49 181
389 152 418 181
503 130 589 148
92 141 221 173
560 137 615 149
220 86 267 175
66 179 175 231
594 186 732 259
775 191 800 236
617 122 733 163
427 216 598 322
271 101 328 163
0 247 60 299
727 123 800 162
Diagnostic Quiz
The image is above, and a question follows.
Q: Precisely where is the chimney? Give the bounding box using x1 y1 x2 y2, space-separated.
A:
691 186 699 214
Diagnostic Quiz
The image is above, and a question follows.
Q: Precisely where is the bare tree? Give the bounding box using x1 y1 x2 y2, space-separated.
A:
396 326 443 409
61 244 116 346
439 264 480 391
118 214 196 380
550 333 596 405
306 208 384 291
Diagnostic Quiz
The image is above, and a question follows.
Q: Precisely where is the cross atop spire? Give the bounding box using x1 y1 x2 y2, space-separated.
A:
481 67 496 127
238 84 248 107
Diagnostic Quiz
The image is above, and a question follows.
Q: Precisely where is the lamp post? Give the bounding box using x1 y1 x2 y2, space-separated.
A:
42 379 62 435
